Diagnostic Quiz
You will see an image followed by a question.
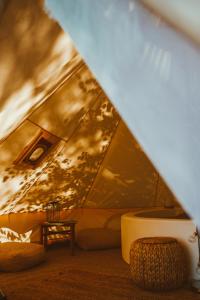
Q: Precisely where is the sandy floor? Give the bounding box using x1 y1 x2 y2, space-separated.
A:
0 244 199 300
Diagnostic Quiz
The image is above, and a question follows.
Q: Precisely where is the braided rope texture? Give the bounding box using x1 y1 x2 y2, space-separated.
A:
130 237 188 291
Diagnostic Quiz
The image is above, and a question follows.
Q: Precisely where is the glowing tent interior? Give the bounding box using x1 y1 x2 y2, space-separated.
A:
0 0 179 244
45 0 200 226
0 1 200 299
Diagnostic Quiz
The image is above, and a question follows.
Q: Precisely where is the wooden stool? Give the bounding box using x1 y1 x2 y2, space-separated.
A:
130 237 188 291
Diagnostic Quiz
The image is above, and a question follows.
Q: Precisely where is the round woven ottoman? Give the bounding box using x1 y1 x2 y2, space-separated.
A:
130 237 188 291
0 242 46 272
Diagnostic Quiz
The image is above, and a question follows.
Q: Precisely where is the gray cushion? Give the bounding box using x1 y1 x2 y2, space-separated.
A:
0 242 45 272
76 228 121 250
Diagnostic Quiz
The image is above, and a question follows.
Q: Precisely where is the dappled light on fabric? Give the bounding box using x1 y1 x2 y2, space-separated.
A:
0 64 119 214
0 227 32 243
85 121 178 208
0 0 77 141
0 1 180 218
44 0 200 224
0 142 63 214
0 52 178 216
29 64 100 141
22 96 119 212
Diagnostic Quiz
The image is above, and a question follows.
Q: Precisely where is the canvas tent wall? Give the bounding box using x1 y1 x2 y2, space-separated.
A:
45 0 200 225
0 0 179 242
0 59 177 242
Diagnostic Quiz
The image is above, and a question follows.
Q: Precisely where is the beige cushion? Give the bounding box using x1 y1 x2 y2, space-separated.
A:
76 228 121 250
104 213 122 230
0 242 45 272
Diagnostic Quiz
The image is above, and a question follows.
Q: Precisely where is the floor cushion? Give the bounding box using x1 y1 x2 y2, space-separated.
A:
76 228 121 250
0 242 46 272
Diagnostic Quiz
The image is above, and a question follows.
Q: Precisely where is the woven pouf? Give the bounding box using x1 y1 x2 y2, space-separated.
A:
0 242 46 272
130 237 188 291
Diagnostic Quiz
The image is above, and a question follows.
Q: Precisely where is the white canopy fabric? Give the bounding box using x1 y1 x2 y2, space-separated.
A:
45 0 200 225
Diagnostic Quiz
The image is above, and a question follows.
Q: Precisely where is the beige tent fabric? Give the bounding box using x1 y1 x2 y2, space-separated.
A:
0 58 177 215
45 0 200 223
0 0 77 142
0 1 179 245
85 121 177 208
29 63 101 141
0 63 120 214
142 0 200 45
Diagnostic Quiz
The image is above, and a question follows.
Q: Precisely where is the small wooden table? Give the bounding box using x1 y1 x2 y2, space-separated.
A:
40 220 77 255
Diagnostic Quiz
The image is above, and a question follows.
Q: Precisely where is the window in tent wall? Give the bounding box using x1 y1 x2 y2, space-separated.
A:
14 130 60 168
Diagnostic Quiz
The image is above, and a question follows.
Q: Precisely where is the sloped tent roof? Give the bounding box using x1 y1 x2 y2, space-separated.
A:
45 0 200 224
0 59 176 216
0 0 176 230
0 0 78 142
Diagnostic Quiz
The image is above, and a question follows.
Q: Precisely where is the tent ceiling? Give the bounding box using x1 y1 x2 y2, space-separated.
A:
29 63 101 141
0 63 120 214
0 58 176 214
0 0 178 216
0 0 78 143
45 0 200 224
